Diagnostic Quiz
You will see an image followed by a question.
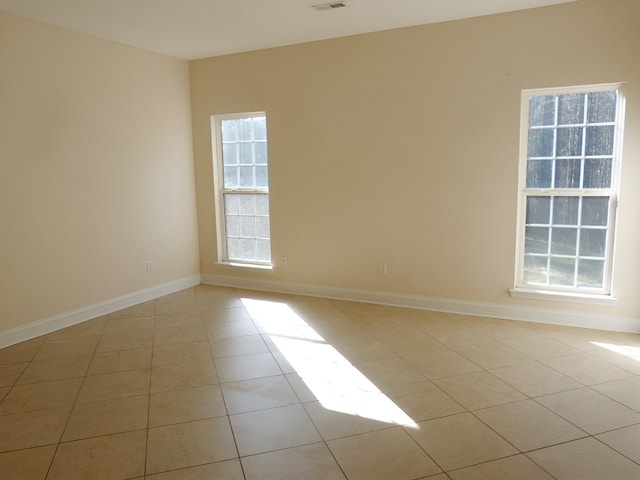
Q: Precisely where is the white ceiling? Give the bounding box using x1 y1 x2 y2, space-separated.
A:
0 0 576 60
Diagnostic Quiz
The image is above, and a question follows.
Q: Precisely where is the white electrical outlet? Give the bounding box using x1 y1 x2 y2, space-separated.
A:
379 263 388 275
146 261 153 272
280 257 288 265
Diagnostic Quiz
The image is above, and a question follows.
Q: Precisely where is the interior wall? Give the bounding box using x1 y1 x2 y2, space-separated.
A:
0 11 200 333
190 0 640 322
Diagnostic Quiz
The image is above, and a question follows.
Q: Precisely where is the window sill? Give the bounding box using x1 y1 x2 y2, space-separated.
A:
215 261 273 271
509 287 616 305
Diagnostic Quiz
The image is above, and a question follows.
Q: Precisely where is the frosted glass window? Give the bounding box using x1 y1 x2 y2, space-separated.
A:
517 85 623 295
215 113 271 264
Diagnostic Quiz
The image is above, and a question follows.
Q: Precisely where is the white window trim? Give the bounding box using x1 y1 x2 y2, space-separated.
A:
512 83 626 302
211 112 273 268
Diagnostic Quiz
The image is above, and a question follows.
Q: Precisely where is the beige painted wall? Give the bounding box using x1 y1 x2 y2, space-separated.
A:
191 0 640 320
0 12 200 332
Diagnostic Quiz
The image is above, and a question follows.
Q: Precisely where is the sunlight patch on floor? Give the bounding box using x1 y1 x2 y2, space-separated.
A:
242 298 419 428
592 342 640 362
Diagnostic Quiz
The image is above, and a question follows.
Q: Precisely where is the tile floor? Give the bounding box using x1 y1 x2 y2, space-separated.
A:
1 284 640 479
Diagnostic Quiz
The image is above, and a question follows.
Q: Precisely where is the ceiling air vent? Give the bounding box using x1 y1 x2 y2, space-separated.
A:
312 2 347 11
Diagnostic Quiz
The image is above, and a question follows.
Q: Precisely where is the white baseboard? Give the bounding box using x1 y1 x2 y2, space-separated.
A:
201 274 640 334
0 275 201 349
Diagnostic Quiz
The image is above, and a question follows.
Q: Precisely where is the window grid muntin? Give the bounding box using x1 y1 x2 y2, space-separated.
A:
215 113 271 265
517 84 623 295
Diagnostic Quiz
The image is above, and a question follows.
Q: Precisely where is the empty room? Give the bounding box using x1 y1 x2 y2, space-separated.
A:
1 0 639 478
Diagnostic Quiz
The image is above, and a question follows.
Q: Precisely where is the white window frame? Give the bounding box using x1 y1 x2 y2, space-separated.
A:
511 83 625 303
211 112 272 268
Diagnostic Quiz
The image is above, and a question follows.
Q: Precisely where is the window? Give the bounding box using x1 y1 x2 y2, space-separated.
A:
514 84 625 298
213 113 271 266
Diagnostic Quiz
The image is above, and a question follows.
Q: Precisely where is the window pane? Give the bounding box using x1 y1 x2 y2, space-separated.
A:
239 143 254 165
530 96 555 126
224 194 239 215
585 125 615 156
556 127 583 157
253 116 267 140
552 197 579 225
223 166 238 188
255 217 270 239
551 228 577 255
255 142 268 165
526 196 551 224
241 238 256 260
255 194 269 215
225 215 239 237
238 118 253 141
528 129 554 157
549 257 576 286
526 160 552 188
238 194 255 215
239 166 254 187
525 227 549 254
223 143 238 165
523 255 548 284
240 216 255 238
227 238 241 259
554 159 581 189
221 119 237 142
588 91 617 123
581 197 609 226
580 229 606 258
577 259 604 288
255 239 271 262
583 158 612 189
256 166 269 188
558 93 585 125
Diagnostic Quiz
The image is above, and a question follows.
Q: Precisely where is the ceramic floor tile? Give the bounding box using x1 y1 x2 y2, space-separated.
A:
230 404 321 456
216 352 282 383
150 360 218 393
87 348 152 376
48 430 146 480
402 345 482 379
0 377 83 414
222 375 299 414
490 361 582 397
34 336 99 361
205 318 260 339
107 301 155 319
145 460 244 479
0 406 71 452
153 324 208 346
596 424 640 463
0 362 27 387
17 354 91 385
434 371 527 410
528 437 640 480
154 300 201 315
210 334 270 358
536 387 640 434
154 311 204 329
327 427 441 480
474 399 587 451
151 341 213 367
102 316 155 335
77 369 150 403
146 417 237 474
303 396 400 440
95 331 153 353
149 384 226 427
354 356 426 390
0 386 9 402
406 412 517 471
541 352 635 385
447 337 531 369
0 339 43 365
242 442 346 480
448 454 555 480
201 306 252 325
592 375 640 411
47 317 106 340
0 445 56 480
63 394 149 441
384 381 465 422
